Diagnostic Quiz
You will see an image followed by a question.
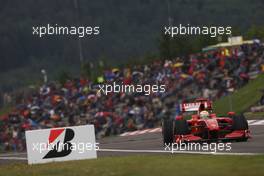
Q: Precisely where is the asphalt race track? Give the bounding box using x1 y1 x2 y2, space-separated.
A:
0 123 264 165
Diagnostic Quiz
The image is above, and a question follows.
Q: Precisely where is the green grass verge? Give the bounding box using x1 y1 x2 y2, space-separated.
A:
214 74 264 116
0 155 264 176
244 112 264 119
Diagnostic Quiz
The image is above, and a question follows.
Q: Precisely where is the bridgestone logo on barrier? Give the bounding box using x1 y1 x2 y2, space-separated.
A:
43 128 75 159
26 125 97 164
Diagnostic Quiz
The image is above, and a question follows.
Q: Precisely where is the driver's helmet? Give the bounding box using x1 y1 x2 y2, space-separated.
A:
200 110 209 119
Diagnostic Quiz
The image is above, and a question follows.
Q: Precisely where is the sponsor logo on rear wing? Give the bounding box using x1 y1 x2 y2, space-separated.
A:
180 101 212 112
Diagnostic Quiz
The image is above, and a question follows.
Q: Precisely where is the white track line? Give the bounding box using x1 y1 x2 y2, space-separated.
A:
0 157 27 160
0 149 261 160
99 148 170 153
149 128 162 133
250 120 264 125
98 148 261 156
0 152 27 157
248 120 257 124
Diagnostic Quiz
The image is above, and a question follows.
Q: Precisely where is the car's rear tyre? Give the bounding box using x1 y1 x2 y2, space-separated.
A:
162 119 174 145
232 115 248 130
174 119 190 135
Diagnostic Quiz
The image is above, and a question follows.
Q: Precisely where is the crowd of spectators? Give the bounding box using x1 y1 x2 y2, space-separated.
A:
0 43 264 151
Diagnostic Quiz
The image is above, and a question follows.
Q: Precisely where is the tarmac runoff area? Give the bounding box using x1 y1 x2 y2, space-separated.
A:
0 120 264 165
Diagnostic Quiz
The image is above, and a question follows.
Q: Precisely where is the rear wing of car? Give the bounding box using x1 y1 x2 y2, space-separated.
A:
179 100 212 112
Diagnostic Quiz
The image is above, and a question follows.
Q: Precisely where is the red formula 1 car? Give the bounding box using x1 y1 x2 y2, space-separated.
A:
162 98 250 144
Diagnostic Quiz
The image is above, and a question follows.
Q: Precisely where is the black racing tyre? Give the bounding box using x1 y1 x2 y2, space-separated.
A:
232 115 248 130
174 119 190 135
162 119 174 145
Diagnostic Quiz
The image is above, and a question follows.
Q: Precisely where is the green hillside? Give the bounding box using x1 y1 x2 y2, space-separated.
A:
214 74 264 116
